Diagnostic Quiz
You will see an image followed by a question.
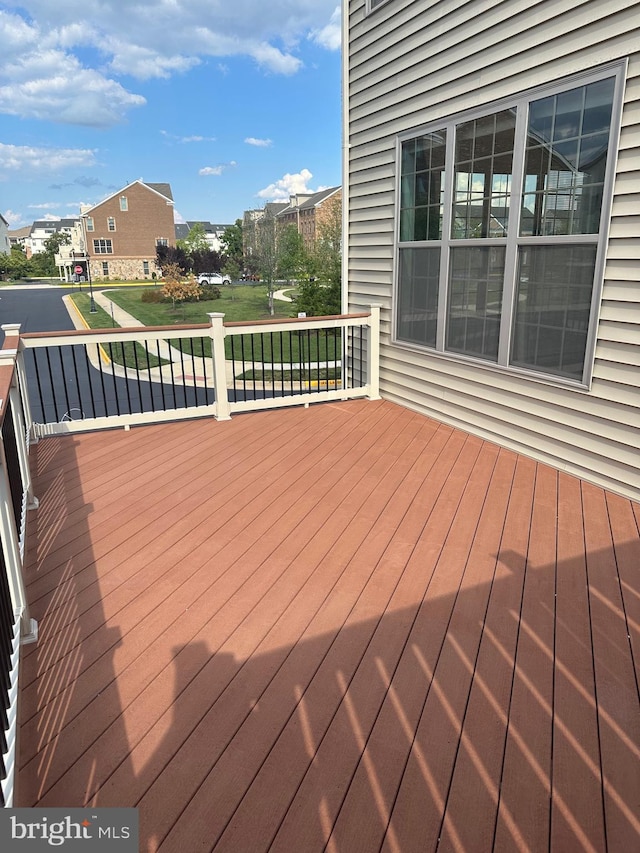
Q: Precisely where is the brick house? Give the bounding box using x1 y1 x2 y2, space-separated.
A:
80 181 175 281
275 188 342 252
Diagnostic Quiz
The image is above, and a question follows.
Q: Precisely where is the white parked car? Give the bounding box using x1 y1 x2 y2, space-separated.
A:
197 272 230 286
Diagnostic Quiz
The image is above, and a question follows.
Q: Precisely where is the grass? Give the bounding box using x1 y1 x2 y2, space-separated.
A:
72 284 341 366
106 283 291 325
70 293 168 369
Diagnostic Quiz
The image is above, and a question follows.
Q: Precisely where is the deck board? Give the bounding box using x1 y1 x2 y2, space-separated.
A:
17 399 640 852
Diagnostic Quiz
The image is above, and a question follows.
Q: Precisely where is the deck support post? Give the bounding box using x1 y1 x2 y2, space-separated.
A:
367 304 381 400
208 313 231 421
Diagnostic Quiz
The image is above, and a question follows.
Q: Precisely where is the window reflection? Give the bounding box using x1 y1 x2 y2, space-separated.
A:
452 110 516 238
400 132 446 241
521 78 614 236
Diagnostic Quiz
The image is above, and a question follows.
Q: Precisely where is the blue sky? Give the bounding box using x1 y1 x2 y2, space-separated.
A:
0 1 342 229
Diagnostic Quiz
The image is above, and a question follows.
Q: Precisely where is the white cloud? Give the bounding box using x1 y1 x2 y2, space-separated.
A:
199 166 224 176
311 6 341 51
107 41 200 81
0 13 145 126
2 209 26 227
199 161 237 176
160 130 216 143
250 43 302 75
0 2 340 126
174 209 186 224
0 142 97 172
245 137 272 147
257 168 322 201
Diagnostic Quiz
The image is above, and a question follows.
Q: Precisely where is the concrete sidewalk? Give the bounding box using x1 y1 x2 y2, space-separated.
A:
63 288 337 392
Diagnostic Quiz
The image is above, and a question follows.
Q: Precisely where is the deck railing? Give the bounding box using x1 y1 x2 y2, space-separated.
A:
17 307 380 436
0 327 38 808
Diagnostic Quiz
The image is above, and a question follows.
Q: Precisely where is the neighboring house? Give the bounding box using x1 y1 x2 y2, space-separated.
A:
277 188 342 252
175 221 233 253
242 203 288 258
0 214 10 255
344 0 640 501
7 226 30 251
79 180 175 281
24 219 78 258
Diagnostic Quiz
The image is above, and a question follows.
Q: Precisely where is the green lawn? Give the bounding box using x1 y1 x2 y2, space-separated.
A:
106 284 291 325
71 293 167 369
73 284 340 365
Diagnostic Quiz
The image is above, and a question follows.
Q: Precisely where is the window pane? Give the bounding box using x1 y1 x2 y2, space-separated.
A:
511 245 597 379
446 246 504 360
397 247 440 347
452 109 516 239
521 78 614 236
400 131 446 241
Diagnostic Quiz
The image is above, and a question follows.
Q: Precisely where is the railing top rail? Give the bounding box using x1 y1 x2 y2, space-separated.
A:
20 323 210 341
18 311 373 348
0 328 20 429
222 312 371 329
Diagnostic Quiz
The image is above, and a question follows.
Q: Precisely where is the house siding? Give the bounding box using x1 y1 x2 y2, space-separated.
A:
346 0 640 500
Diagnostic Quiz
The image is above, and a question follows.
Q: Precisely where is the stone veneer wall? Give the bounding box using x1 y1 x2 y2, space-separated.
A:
89 258 160 281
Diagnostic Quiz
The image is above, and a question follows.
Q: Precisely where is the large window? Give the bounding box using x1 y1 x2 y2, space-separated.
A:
395 67 621 384
93 239 113 254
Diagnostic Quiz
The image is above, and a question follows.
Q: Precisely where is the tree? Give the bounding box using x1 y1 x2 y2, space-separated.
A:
276 225 307 284
294 195 342 317
161 264 201 315
178 222 209 255
44 231 71 256
156 243 190 276
254 207 279 315
190 248 223 275
0 246 29 280
222 257 241 300
221 219 244 266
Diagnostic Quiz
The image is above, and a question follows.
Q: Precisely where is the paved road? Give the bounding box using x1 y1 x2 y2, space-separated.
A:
0 282 75 345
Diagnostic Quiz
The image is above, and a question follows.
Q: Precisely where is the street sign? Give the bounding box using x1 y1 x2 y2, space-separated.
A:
74 265 83 274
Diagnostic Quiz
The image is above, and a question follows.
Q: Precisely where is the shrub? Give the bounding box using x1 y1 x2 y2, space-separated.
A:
200 283 221 301
141 289 165 303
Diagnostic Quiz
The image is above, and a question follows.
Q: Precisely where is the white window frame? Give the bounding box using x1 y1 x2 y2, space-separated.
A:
101 261 109 276
392 62 626 389
120 196 128 211
93 239 113 254
107 216 116 232
367 0 391 12
86 217 94 232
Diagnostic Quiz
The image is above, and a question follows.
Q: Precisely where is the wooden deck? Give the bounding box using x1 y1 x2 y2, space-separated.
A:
16 399 640 852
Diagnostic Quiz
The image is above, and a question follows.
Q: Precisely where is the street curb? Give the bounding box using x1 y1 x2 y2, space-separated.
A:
63 294 111 365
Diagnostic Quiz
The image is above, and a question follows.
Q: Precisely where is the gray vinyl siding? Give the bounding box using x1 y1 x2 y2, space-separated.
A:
346 0 640 500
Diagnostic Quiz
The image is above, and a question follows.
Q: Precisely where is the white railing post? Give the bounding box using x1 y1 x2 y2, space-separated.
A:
0 325 37 643
15 347 37 446
1 326 38 510
367 304 381 400
0 435 37 644
208 313 231 421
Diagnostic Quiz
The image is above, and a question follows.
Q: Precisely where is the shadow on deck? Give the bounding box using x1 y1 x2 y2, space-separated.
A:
16 399 640 852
